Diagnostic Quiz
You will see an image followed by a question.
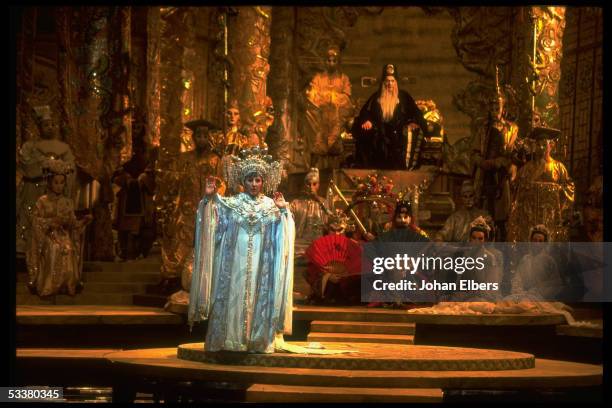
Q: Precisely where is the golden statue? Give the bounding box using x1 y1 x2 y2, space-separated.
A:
303 46 354 170
160 120 226 297
506 127 575 243
223 100 259 156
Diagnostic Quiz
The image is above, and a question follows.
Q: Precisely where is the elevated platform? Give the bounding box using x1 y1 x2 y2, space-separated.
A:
177 342 535 371
105 346 602 390
556 320 603 339
16 305 182 325
294 305 567 325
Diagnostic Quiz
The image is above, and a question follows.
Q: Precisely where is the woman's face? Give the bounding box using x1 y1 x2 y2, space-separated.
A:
226 108 240 127
470 230 486 244
39 119 58 140
245 174 263 196
49 174 66 195
306 180 319 195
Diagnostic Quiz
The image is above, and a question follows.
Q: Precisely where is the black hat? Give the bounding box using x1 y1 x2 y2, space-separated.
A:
394 199 412 216
184 119 220 133
528 127 561 140
381 64 398 81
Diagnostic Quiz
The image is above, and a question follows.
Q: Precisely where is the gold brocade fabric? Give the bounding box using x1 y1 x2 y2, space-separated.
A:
16 140 76 253
507 158 575 242
474 119 519 223
289 196 328 241
304 72 353 156
26 194 85 297
224 127 259 156
160 151 225 283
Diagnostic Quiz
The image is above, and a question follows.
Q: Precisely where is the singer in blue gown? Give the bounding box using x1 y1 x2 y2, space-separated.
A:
188 148 295 353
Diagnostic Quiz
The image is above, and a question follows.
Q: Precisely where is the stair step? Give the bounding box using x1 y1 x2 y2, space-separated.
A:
310 320 415 335
16 282 147 295
17 348 121 360
17 293 134 306
84 272 160 283
83 259 160 274
307 332 414 345
133 294 167 308
246 384 442 403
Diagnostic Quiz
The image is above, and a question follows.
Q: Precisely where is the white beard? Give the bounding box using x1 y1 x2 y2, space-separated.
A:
379 88 399 122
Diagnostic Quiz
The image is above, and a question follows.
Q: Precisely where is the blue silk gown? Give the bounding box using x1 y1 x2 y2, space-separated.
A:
188 192 295 353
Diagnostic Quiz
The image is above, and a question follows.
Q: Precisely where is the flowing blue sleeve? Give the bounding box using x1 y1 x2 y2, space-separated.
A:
188 194 223 328
272 207 295 335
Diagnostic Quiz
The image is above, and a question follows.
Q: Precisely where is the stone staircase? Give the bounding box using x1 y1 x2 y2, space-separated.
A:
16 253 162 306
307 320 415 345
245 384 442 403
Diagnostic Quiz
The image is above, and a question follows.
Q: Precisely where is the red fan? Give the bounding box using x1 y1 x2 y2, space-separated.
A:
305 234 363 277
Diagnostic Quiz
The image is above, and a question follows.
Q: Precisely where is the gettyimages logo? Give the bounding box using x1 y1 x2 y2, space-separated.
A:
361 242 609 303
371 253 487 275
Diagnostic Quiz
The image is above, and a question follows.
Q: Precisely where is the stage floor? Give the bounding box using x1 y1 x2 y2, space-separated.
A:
105 345 602 390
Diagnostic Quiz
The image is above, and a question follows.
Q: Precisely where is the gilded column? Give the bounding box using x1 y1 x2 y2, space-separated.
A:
227 6 272 132
267 6 295 167
16 7 37 150
146 6 162 148
157 7 189 280
529 6 566 129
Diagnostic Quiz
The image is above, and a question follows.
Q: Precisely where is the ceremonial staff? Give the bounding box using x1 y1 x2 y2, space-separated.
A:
328 180 368 236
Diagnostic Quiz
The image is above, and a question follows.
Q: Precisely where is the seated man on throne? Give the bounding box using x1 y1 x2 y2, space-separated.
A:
352 64 430 169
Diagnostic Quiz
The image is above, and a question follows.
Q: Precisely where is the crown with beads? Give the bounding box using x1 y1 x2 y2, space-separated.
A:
42 158 75 177
529 224 550 241
469 215 492 237
33 105 52 122
223 146 282 195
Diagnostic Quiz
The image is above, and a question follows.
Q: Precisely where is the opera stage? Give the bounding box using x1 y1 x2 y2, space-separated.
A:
15 304 603 402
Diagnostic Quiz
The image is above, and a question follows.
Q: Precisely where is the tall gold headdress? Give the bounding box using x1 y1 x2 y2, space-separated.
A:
223 146 282 195
42 158 75 177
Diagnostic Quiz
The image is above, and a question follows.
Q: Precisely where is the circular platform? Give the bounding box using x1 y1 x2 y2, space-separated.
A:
105 346 602 390
177 342 535 371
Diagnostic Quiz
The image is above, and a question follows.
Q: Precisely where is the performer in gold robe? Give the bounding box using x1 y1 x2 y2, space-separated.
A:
26 158 92 297
506 127 575 243
303 46 354 170
289 168 331 242
473 88 520 242
17 105 76 254
223 100 259 156
160 120 225 297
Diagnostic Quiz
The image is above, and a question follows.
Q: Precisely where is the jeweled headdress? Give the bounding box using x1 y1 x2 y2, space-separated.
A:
394 188 413 216
33 105 52 122
223 146 282 195
469 215 492 238
42 158 75 177
529 224 550 241
326 209 349 232
352 172 395 201
304 167 320 184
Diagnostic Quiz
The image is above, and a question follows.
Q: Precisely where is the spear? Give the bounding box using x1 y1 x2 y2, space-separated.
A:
329 180 368 236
